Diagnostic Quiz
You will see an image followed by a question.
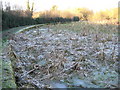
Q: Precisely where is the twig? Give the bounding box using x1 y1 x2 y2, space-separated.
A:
39 63 78 81
21 64 40 78
40 74 53 81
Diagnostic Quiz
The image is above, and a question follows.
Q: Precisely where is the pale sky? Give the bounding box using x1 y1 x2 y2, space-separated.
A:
2 0 119 12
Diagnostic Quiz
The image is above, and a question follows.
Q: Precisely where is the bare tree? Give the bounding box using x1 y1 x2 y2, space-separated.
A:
5 2 11 12
25 0 34 18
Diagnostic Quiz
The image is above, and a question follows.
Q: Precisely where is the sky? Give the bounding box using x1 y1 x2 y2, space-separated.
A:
2 0 119 12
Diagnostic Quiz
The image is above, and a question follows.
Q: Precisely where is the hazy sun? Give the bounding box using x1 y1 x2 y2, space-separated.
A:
2 0 119 12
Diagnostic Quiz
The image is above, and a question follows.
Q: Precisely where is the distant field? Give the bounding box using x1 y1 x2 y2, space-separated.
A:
2 21 119 88
50 21 118 34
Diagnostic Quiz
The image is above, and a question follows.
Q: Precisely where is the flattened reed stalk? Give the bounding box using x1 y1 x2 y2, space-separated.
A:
48 25 50 32
95 34 98 41
112 45 116 60
8 44 21 69
102 46 107 66
9 44 19 59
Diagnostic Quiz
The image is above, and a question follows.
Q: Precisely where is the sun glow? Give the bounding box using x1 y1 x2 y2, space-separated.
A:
2 0 119 12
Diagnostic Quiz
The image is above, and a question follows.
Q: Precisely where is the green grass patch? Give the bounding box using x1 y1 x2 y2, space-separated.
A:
1 56 17 88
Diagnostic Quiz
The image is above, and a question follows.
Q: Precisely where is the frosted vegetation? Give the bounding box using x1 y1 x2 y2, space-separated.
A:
5 22 118 88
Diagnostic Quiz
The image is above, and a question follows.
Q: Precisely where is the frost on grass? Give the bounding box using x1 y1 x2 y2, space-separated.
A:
6 24 118 88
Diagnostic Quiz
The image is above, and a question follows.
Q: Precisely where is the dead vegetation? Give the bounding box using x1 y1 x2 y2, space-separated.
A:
5 22 119 88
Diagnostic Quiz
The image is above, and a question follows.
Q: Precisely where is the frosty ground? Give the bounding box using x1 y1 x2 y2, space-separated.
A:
3 22 119 88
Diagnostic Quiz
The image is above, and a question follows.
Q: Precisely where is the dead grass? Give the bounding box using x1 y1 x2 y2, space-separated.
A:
4 21 119 88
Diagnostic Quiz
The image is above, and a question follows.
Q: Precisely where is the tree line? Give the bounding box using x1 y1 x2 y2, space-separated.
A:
1 0 118 30
2 10 79 30
35 5 118 23
2 0 35 30
2 1 80 31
